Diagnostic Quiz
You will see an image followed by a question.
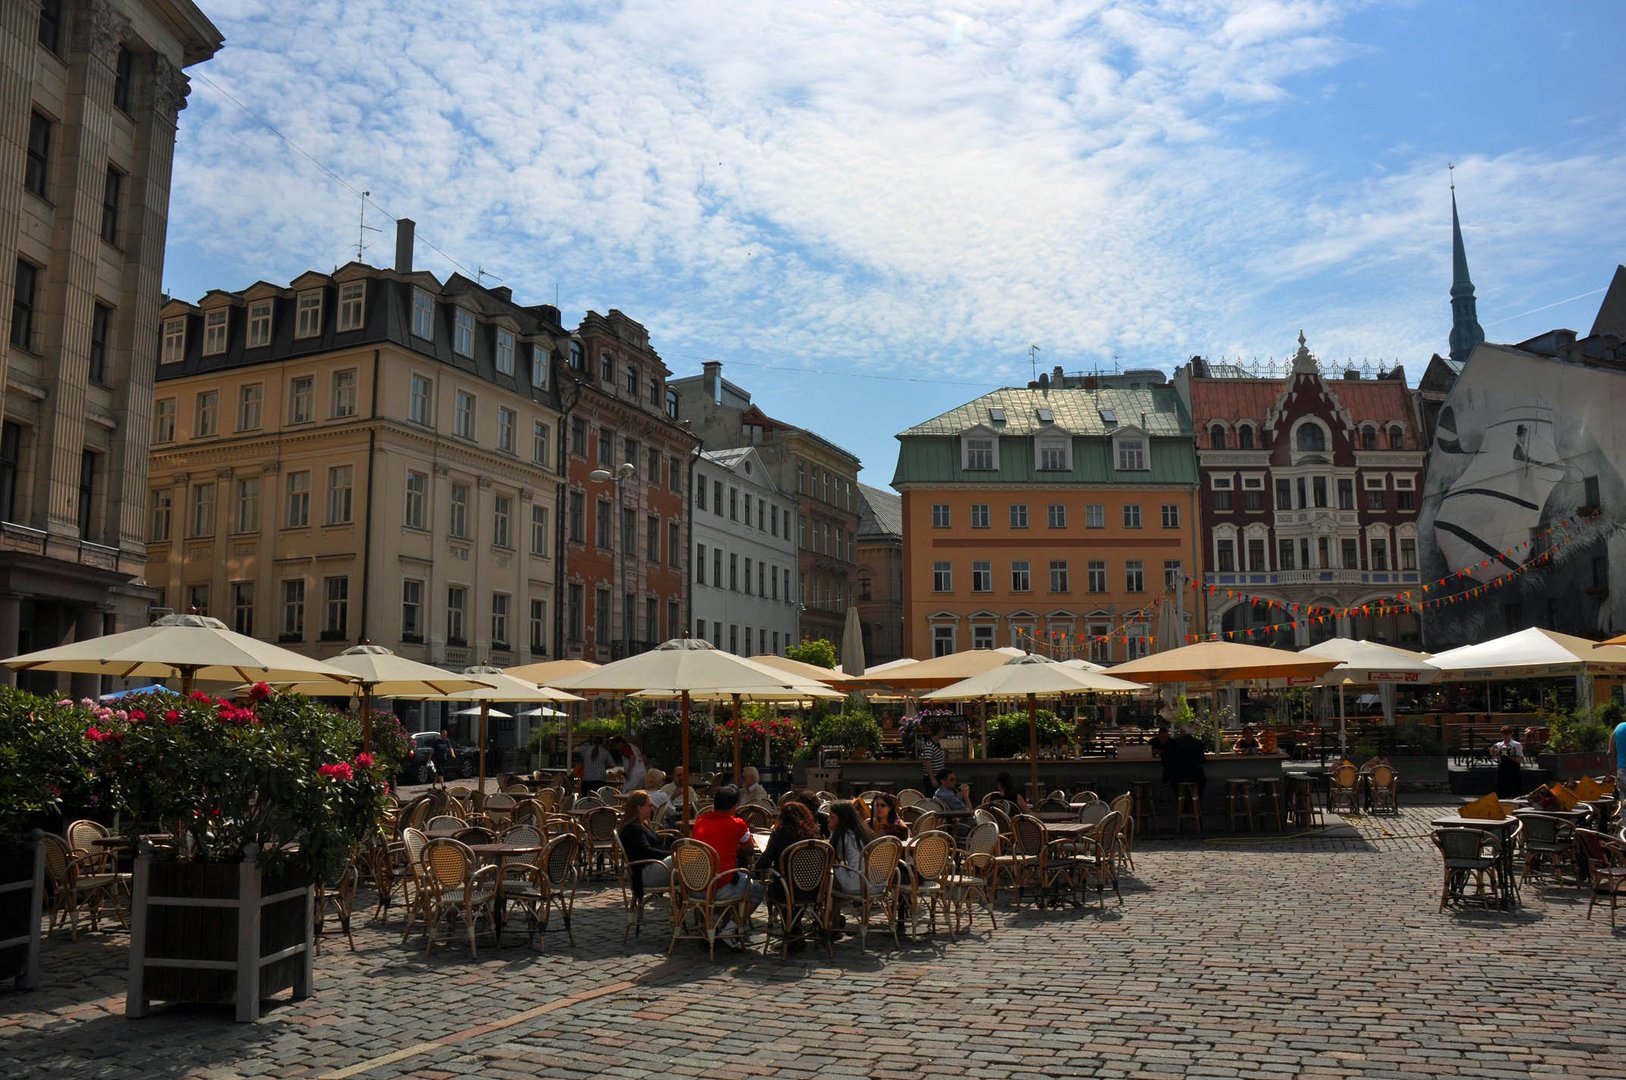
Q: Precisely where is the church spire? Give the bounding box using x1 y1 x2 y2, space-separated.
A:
1447 167 1484 363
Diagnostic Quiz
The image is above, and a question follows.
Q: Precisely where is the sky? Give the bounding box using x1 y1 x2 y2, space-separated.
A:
163 1 1626 487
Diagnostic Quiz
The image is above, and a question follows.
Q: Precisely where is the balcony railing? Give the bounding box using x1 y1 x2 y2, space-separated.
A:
1204 569 1421 588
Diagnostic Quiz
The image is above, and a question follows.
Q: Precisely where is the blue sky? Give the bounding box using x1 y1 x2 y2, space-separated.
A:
165 1 1626 487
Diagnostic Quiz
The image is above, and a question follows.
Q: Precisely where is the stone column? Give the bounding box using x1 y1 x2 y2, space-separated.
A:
70 607 106 701
0 595 20 686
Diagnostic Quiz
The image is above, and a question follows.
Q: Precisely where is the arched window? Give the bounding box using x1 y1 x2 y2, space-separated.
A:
1296 424 1326 453
1236 424 1254 450
1209 424 1226 450
1361 426 1377 451
1388 425 1404 449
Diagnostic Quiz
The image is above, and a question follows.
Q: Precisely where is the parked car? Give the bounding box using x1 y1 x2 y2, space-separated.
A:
402 731 478 783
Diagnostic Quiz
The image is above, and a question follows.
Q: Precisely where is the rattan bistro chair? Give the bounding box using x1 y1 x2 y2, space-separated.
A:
903 831 955 937
1431 828 1504 911
1520 813 1577 887
613 831 673 943
942 822 999 934
1328 764 1361 815
1071 810 1125 909
668 839 749 960
41 832 129 940
761 839 836 959
830 836 904 951
420 838 499 957
1574 828 1626 926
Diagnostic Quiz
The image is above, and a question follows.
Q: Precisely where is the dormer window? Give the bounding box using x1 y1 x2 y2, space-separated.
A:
202 309 227 356
1114 433 1147 471
246 300 272 348
1209 424 1226 449
568 341 583 370
1236 424 1254 450
962 434 998 471
453 308 475 357
1295 423 1327 453
495 328 515 374
1035 437 1071 472
989 407 1006 424
411 289 434 339
1388 425 1404 449
161 317 186 364
1036 408 1053 424
294 289 322 339
1361 425 1377 450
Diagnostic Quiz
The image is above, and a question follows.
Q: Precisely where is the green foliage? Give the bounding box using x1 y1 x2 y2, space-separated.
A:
785 638 838 669
82 687 388 880
1394 718 1444 756
806 708 883 756
985 709 1071 758
717 705 805 763
0 689 96 845
637 707 718 771
366 709 411 773
1545 706 1611 753
525 715 624 758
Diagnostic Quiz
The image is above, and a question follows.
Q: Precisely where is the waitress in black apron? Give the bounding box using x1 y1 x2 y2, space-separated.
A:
1491 725 1525 798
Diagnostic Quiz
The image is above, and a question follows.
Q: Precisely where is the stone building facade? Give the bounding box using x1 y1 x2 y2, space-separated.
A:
855 482 904 666
689 446 799 656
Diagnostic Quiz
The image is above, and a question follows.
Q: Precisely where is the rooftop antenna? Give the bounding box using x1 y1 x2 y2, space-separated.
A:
1028 344 1041 382
476 266 502 287
355 190 380 262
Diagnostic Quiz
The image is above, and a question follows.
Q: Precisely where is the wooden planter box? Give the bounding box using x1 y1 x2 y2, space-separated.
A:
0 833 44 990
127 843 313 1022
1546 752 1611 781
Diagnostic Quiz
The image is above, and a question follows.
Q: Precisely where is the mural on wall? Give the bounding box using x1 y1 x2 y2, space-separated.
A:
1417 344 1626 649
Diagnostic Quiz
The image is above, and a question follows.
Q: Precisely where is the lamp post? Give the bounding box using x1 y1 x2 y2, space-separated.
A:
589 462 636 658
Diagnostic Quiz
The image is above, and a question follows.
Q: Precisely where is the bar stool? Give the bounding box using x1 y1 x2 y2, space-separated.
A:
1254 777 1285 831
1287 776 1323 829
1175 782 1202 833
1130 780 1157 830
1225 779 1254 832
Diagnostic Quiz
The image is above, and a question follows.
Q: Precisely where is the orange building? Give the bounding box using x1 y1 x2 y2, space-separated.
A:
892 385 1202 661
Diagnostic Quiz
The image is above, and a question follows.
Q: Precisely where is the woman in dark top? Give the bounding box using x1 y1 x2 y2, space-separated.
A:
755 801 823 903
617 791 672 891
993 772 1030 815
870 793 909 840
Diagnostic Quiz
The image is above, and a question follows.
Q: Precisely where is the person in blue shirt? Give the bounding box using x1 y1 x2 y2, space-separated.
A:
1613 714 1626 802
933 770 971 812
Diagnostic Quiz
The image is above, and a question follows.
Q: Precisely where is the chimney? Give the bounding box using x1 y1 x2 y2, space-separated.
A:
395 218 415 274
1053 365 1064 385
703 360 722 404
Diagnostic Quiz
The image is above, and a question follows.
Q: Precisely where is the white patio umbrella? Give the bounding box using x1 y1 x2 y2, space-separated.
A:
553 638 848 824
1300 638 1440 755
1429 626 1626 716
397 667 583 791
277 643 496 752
924 653 1148 798
3 613 356 696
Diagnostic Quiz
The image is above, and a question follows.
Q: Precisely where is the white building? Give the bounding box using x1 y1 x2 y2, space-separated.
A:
691 447 799 656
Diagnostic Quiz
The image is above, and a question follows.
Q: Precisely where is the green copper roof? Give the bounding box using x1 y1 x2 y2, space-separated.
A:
898 386 1189 439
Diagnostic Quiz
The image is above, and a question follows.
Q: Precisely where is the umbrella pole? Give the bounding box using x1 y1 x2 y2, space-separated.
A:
732 692 742 785
1338 684 1346 759
478 701 489 796
361 686 373 754
179 666 196 697
680 690 692 831
1027 693 1039 803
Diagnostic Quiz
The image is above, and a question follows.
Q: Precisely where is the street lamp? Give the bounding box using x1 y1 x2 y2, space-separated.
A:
589 462 636 658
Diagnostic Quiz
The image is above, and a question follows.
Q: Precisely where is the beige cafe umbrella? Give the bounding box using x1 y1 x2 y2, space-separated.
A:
840 604 867 679
846 646 1026 692
748 654 853 685
504 658 600 772
1300 638 1440 757
636 676 843 784
1108 641 1340 750
398 667 583 792
3 612 357 696
278 643 495 752
924 653 1148 799
553 638 848 826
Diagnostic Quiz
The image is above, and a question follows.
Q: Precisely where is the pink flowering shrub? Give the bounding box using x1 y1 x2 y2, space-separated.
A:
0 689 96 844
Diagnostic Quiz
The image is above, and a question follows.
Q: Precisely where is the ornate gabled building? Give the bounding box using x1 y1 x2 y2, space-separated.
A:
1174 334 1426 647
0 0 221 694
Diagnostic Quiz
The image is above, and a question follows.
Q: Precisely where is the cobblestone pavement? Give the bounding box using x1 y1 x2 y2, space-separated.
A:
3 798 1622 1079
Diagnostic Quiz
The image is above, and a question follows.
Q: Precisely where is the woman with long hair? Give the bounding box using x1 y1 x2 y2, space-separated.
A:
755 800 823 904
870 792 908 840
617 790 671 888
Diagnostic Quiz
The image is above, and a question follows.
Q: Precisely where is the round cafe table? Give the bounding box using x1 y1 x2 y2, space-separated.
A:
464 842 543 942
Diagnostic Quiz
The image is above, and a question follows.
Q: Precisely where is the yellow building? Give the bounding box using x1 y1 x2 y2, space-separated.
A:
147 237 567 673
893 385 1202 661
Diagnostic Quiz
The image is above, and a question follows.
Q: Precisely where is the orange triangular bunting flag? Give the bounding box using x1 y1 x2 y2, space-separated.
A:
1575 775 1605 800
1459 792 1506 820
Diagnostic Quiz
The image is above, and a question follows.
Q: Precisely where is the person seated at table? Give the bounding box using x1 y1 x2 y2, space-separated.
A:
794 790 831 836
642 768 671 820
1491 725 1525 798
870 793 909 840
617 790 672 889
658 766 704 824
754 801 823 906
738 766 773 810
689 785 763 933
1231 725 1261 754
830 799 909 935
992 772 1030 815
933 770 972 813
1148 724 1172 759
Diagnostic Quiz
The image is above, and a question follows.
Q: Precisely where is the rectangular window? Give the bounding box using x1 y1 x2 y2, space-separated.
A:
112 46 133 112
696 543 707 584
1400 538 1417 571
530 599 548 653
1278 539 1295 570
234 476 259 533
231 582 254 636
729 487 738 521
1087 560 1107 592
729 553 739 591
331 369 357 418
1311 476 1328 508
624 364 638 395
1397 489 1414 510
1338 478 1355 510
411 288 434 338
971 560 991 592
1125 560 1145 592
1371 538 1389 571
1164 560 1182 588
1367 489 1385 510
1050 560 1069 592
403 470 427 529
965 438 995 470
621 507 636 557
1341 538 1359 569
337 281 365 331
970 503 989 529
149 488 172 541
326 465 353 524
295 290 322 338
322 576 349 639
1246 489 1263 511
1039 443 1067 471
1247 538 1266 571
1216 539 1235 573
1085 504 1104 529
1009 504 1029 528
100 166 122 245
236 384 262 431
669 455 681 493
1047 504 1066 528
280 580 305 640
284 471 310 528
453 308 475 356
600 352 614 382
491 593 510 649
450 483 469 539
530 504 549 557
647 514 660 561
1123 504 1142 528
446 586 467 644
195 390 218 436
743 555 753 595
201 309 228 356
454 391 475 439
714 548 723 586
531 345 548 389
931 503 950 528
161 318 185 364
532 421 551 466
410 374 432 425
493 494 512 548
10 261 36 350
246 300 272 347
696 475 707 511
497 407 516 453
88 303 110 384
1161 504 1180 528
190 482 215 538
1318 536 1331 569
598 427 614 467
288 376 313 424
595 499 610 550
933 561 952 592
1116 438 1147 471
1011 561 1031 592
568 492 584 542
1215 489 1234 511
669 521 680 567
401 579 424 640
1274 478 1291 508
24 112 50 197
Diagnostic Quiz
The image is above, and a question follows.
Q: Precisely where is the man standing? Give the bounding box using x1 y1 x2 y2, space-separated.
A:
432 729 456 787
919 723 946 792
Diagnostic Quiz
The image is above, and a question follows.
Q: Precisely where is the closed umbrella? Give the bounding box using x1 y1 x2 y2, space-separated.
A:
840 604 867 679
4 612 356 695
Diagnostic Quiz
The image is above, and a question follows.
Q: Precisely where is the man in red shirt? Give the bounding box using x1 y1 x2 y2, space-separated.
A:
689 785 763 920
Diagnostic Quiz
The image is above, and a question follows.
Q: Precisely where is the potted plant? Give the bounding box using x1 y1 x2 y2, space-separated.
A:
82 686 388 1020
809 708 883 760
0 689 94 989
1542 702 1615 780
984 710 1072 759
